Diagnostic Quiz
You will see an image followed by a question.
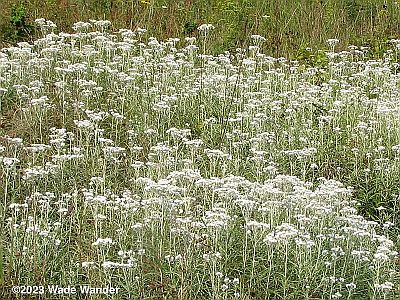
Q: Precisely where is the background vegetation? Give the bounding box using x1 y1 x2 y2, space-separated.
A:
0 0 400 58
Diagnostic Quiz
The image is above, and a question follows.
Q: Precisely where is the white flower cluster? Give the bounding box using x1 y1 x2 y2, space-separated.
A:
92 237 114 246
197 24 215 32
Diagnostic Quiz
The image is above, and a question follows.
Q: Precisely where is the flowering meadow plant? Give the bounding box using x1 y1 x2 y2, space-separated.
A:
0 20 400 299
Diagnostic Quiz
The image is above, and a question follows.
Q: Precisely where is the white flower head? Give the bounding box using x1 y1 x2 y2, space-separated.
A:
327 38 339 47
198 24 215 32
251 34 266 44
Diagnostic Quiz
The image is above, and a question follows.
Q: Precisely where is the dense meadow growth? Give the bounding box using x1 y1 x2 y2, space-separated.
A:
0 19 400 299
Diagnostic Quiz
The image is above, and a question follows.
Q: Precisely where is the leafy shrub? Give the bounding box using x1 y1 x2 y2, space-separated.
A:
0 3 34 44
